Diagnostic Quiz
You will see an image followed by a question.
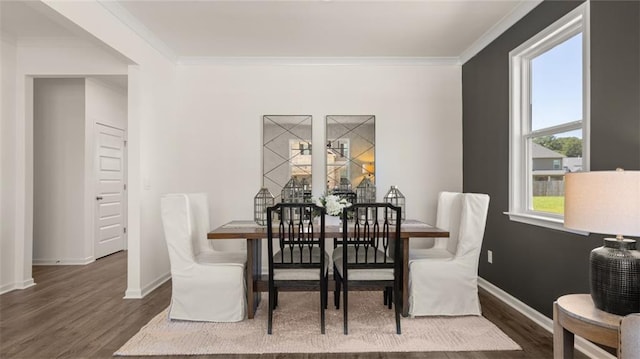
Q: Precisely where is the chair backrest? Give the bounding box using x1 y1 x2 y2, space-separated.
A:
434 192 464 252
455 193 490 263
186 192 246 253
160 194 196 272
434 192 489 260
267 202 326 272
186 193 215 255
340 203 402 272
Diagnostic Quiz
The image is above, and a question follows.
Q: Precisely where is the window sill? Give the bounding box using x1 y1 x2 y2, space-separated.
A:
504 211 589 236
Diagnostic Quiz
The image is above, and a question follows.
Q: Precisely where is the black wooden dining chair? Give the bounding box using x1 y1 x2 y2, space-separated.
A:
266 202 328 334
333 203 402 335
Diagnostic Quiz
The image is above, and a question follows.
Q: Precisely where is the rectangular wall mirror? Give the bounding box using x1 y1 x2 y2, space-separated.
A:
326 115 375 201
263 115 312 202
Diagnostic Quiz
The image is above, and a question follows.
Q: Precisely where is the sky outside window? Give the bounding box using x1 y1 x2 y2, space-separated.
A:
531 33 582 133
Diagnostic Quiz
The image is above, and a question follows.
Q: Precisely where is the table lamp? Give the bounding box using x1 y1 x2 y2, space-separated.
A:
564 169 640 316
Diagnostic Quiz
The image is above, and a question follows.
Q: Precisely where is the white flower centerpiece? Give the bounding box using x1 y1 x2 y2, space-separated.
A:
314 194 352 226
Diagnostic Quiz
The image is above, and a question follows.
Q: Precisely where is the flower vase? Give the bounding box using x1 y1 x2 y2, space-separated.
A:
325 214 341 227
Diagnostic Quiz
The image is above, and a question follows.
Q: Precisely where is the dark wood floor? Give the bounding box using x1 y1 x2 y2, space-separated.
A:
0 251 587 359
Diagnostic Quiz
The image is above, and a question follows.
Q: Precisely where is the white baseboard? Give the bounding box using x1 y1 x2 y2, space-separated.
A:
0 283 16 295
0 278 36 295
124 271 170 299
478 277 615 359
124 287 142 299
33 256 95 265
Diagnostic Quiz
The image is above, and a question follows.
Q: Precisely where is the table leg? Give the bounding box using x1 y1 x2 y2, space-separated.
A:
246 238 262 319
553 301 574 358
402 237 409 317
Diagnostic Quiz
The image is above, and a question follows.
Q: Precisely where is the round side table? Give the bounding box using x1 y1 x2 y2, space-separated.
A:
553 294 621 358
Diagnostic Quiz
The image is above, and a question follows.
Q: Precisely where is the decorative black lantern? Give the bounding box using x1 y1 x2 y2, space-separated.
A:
384 185 406 223
254 187 275 226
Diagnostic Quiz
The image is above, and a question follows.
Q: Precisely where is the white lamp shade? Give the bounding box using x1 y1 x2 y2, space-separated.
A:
564 170 640 236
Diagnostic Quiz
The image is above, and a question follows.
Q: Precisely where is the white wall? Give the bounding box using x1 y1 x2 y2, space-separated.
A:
33 78 88 264
1 36 17 293
85 78 127 130
174 63 463 269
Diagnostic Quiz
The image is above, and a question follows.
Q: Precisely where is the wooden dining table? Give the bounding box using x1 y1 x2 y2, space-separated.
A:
208 219 449 319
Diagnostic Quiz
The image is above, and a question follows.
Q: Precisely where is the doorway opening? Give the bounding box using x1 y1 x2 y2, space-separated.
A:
32 76 128 266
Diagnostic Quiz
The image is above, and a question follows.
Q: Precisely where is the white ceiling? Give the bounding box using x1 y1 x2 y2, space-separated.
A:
2 0 542 64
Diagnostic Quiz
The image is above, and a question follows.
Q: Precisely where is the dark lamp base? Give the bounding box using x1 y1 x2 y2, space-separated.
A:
590 237 640 316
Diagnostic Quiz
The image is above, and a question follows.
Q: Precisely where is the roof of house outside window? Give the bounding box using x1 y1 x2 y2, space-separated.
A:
532 143 566 159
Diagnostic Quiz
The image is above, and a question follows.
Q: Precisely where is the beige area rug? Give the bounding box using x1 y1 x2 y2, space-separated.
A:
115 292 521 355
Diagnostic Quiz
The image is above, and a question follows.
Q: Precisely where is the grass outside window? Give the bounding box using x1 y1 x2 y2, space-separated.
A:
533 196 564 215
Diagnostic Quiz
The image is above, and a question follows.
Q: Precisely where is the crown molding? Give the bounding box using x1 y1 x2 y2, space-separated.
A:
97 0 177 62
97 0 540 67
459 0 543 65
177 56 461 66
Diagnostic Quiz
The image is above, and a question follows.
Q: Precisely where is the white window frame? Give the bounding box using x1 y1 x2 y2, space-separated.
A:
507 3 590 234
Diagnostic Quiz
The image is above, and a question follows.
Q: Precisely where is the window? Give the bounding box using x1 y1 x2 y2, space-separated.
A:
508 3 589 232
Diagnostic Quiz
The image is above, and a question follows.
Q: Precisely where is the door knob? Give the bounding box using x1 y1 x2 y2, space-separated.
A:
96 196 103 201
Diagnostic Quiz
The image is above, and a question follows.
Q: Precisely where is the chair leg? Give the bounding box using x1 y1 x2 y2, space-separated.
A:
268 287 274 335
320 273 327 334
383 288 388 306
274 289 278 308
324 275 329 310
343 280 349 335
394 283 401 335
334 274 341 309
387 287 393 309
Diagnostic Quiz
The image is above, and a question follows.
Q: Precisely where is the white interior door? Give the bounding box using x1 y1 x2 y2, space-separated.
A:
95 123 126 259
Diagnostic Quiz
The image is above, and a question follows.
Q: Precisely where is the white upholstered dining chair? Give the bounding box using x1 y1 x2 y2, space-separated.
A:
408 191 490 316
160 193 246 322
620 313 640 359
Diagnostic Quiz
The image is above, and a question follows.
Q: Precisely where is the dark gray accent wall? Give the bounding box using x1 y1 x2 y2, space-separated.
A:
462 0 640 318
590 1 640 171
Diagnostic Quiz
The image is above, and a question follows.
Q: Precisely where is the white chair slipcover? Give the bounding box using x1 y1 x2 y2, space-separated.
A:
186 193 246 264
160 194 246 322
620 313 640 359
408 191 490 316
